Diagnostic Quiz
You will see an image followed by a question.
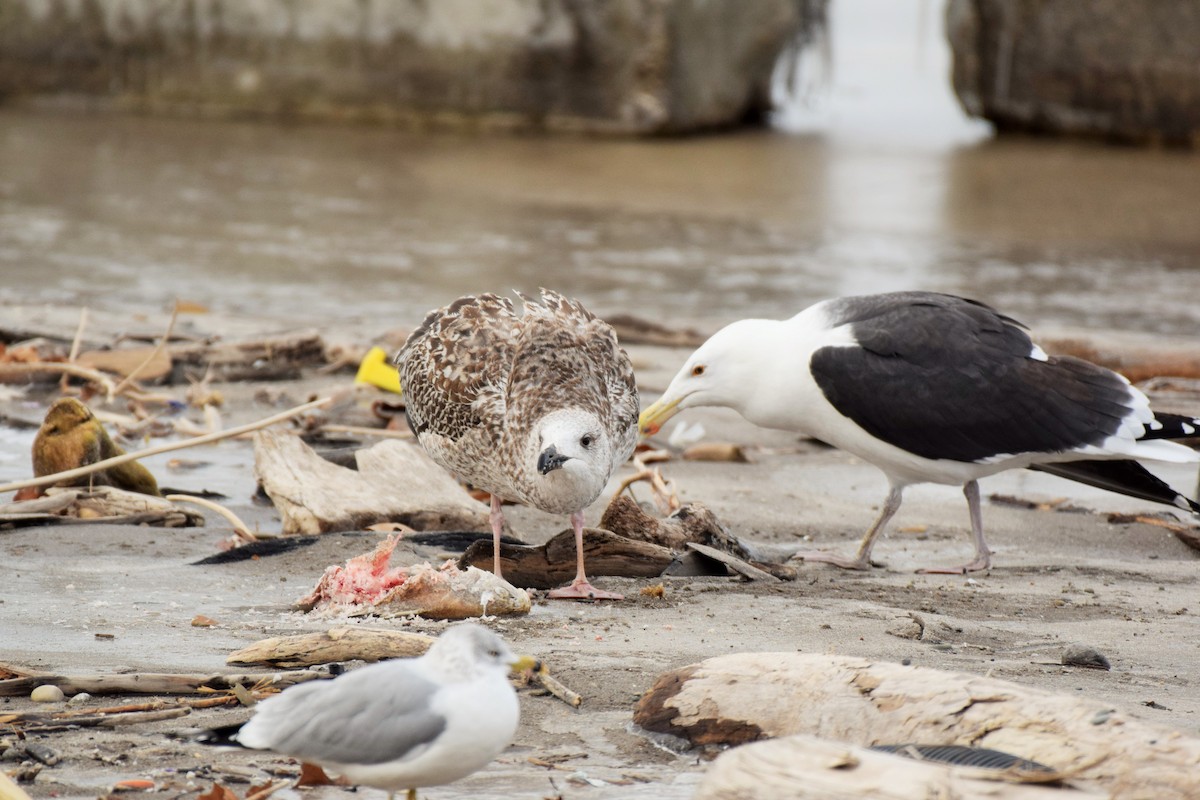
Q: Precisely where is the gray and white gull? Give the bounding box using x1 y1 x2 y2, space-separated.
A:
200 623 534 800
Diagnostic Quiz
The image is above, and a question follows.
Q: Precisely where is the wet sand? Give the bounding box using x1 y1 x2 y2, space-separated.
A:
3 328 1199 799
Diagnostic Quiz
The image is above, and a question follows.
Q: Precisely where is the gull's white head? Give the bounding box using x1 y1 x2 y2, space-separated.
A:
526 408 615 515
639 319 775 435
430 623 535 680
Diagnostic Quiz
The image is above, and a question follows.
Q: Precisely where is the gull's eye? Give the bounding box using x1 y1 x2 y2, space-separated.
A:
487 648 501 658
691 364 706 377
581 434 593 448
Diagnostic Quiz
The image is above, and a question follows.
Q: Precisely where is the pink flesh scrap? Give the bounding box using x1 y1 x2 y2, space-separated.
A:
297 534 409 609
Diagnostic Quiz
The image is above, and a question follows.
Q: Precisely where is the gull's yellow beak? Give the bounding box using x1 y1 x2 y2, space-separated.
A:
509 655 541 674
638 396 682 437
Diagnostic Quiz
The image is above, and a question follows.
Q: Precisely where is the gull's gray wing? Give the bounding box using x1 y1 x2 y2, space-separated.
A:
239 661 447 766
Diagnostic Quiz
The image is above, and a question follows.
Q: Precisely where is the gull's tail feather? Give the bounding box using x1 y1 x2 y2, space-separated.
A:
1032 460 1200 515
195 722 248 748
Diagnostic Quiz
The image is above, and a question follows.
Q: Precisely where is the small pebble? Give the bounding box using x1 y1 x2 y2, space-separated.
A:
23 742 60 766
67 692 93 706
30 685 65 703
1062 644 1111 670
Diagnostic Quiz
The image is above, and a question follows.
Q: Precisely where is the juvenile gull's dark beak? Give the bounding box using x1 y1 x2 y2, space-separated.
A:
537 445 571 475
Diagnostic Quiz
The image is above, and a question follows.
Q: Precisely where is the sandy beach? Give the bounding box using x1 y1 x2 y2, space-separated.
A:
3 320 1199 799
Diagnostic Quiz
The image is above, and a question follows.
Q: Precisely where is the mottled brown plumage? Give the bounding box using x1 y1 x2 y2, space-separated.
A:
397 290 638 599
32 398 160 496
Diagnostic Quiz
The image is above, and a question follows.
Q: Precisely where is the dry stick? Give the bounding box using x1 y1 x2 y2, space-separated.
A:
0 396 331 496
319 423 413 440
0 362 117 401
17 707 191 732
59 306 89 393
166 494 260 542
535 667 583 708
243 780 288 800
113 302 179 396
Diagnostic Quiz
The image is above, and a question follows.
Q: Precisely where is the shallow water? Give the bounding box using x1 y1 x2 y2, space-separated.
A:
3 0 1200 334
2 105 1199 337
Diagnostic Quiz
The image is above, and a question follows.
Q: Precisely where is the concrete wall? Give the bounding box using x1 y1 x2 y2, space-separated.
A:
948 0 1200 145
0 0 822 134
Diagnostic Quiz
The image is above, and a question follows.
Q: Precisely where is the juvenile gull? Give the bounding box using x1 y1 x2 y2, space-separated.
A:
200 623 533 800
640 291 1200 573
397 290 639 600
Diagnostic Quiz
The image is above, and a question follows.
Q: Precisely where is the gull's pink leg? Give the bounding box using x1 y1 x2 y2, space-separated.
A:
547 511 623 601
793 485 903 570
917 480 993 574
489 494 505 580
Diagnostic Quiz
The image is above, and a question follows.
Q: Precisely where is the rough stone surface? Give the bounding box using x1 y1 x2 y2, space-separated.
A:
947 0 1200 145
0 0 819 134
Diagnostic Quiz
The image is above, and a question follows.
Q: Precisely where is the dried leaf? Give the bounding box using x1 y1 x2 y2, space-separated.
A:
296 762 343 787
196 783 240 800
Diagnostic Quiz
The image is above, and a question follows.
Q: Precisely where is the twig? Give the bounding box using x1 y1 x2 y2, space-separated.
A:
113 303 179 396
0 397 331 496
618 456 680 515
244 780 288 800
534 665 582 708
166 494 260 542
14 707 192 732
0 362 117 401
319 423 413 440
60 307 88 393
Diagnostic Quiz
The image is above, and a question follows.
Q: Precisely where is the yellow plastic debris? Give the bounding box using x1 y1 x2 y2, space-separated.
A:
355 346 403 394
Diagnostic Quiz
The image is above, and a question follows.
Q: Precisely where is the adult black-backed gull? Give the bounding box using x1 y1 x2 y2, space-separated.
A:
200 623 535 800
639 291 1200 573
397 290 639 600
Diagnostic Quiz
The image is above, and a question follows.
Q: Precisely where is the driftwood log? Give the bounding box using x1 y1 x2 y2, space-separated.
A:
0 670 327 697
634 653 1200 800
77 345 172 381
604 313 706 348
1041 331 1200 384
457 527 673 589
601 496 795 580
0 486 203 528
227 627 435 668
168 330 327 382
253 430 488 534
694 734 1103 800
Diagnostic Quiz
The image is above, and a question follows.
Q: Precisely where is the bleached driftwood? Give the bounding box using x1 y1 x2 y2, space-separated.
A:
77 345 172 382
0 486 203 528
0 768 34 800
227 627 435 668
694 734 1104 800
458 527 673 589
633 653 1200 800
253 430 488 534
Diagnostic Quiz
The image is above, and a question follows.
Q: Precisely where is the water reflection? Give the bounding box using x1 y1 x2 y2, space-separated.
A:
0 107 1198 334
